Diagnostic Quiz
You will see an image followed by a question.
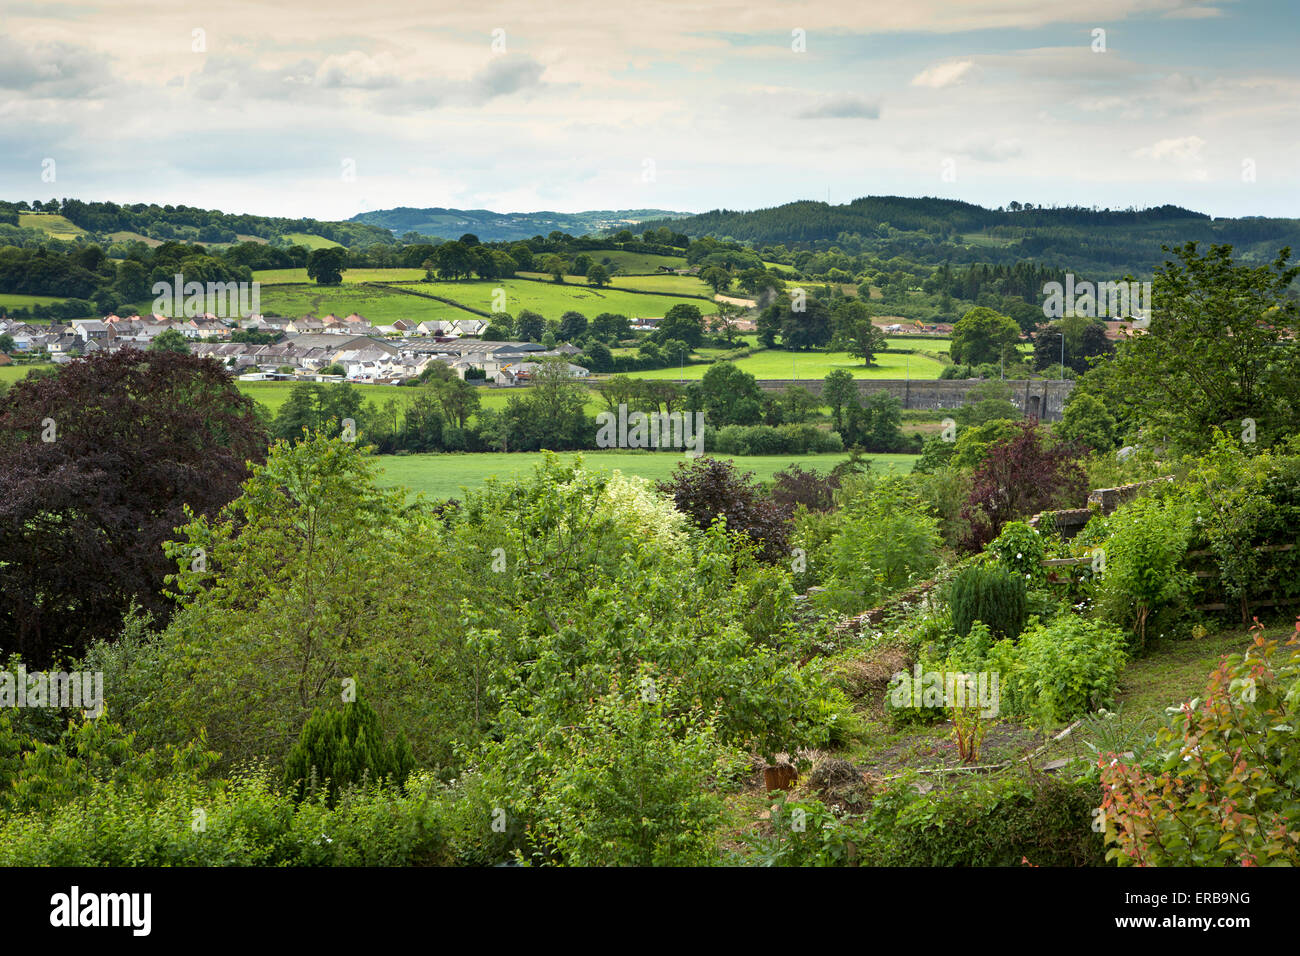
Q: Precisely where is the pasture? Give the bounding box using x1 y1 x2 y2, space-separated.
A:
375 450 917 500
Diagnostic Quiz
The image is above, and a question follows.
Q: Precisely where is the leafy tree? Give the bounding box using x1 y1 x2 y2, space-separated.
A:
1055 392 1118 452
656 457 791 562
700 361 763 426
656 304 705 349
1103 243 1300 452
306 247 347 286
515 310 545 342
557 310 588 341
591 312 630 342
951 306 1021 366
844 319 887 365
822 369 858 433
700 266 732 294
586 264 610 288
0 352 267 665
148 327 191 353
960 421 1087 549
0 334 15 354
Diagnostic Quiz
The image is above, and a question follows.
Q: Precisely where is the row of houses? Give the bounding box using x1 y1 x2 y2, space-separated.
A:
201 335 589 385
1 312 495 354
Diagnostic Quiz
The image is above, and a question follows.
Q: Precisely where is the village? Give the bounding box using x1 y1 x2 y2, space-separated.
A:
0 312 592 386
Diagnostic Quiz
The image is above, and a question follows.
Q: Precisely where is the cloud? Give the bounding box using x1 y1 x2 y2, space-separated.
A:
1163 5 1224 18
911 60 975 89
797 96 881 119
315 51 401 90
469 56 546 101
1133 135 1206 161
0 36 115 98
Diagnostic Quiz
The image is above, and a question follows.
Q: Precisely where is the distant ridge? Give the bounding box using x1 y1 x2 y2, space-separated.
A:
349 207 691 242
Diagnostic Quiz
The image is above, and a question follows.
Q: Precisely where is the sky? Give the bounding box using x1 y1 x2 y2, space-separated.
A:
2 0 1298 221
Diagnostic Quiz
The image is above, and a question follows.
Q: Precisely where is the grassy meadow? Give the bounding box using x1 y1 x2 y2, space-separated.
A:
375 450 917 500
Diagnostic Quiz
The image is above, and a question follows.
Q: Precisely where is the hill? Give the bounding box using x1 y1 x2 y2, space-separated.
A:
350 207 690 242
641 196 1300 275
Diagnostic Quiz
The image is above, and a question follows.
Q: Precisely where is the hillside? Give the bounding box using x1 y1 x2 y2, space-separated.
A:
350 206 690 242
642 196 1300 275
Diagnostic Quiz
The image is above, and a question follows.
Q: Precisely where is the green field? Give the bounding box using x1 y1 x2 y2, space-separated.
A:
283 233 342 249
254 283 473 324
375 451 917 499
591 250 688 273
0 364 53 385
235 380 603 417
18 213 87 240
251 274 713 324
422 277 715 320
253 268 426 285
0 293 88 311
635 341 949 381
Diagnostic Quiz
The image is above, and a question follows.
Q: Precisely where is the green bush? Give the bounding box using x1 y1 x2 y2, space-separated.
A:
0 771 465 867
988 520 1046 585
751 771 1104 867
1096 493 1195 649
949 564 1028 642
1101 618 1300 866
999 617 1129 724
283 698 415 806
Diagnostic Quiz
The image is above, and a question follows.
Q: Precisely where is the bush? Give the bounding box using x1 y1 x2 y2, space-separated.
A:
1100 618 1300 866
987 520 1046 585
656 457 792 562
753 771 1104 867
949 564 1028 642
1001 617 1129 724
1096 493 1195 649
283 697 416 806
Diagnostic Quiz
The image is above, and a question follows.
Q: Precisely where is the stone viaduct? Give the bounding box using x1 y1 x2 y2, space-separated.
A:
754 378 1075 422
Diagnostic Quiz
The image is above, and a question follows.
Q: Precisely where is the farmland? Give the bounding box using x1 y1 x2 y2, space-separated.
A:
376 450 917 500
634 339 951 380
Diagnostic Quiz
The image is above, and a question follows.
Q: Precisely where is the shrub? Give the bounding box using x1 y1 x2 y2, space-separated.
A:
988 520 1046 585
656 457 792 562
960 421 1087 550
1096 493 1195 649
949 564 1028 642
1004 617 1129 724
534 690 739 866
752 771 1104 867
283 697 415 806
1100 618 1300 866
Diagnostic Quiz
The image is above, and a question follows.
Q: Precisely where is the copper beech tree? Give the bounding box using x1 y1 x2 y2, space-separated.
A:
0 351 267 666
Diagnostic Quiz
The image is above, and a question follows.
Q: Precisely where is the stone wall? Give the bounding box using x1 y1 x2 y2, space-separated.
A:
755 378 1075 421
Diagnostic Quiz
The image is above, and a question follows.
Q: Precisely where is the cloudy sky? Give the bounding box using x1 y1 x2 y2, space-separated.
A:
2 0 1297 220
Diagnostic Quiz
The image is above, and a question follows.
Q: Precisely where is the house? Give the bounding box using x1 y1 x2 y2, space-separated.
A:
285 316 325 334
71 319 109 341
508 361 590 380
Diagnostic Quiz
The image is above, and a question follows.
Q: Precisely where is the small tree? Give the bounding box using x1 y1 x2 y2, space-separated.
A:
283 696 415 805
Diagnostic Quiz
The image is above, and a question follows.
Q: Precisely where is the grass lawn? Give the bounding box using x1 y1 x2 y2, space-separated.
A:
376 450 917 499
0 364 53 385
255 284 473 324
252 268 426 285
423 277 716 320
282 233 342 249
0 293 90 311
590 250 688 273
635 344 949 381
